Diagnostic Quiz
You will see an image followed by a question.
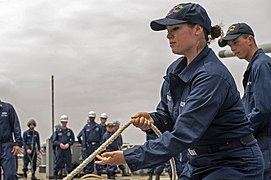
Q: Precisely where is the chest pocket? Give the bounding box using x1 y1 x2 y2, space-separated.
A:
89 127 101 141
26 133 33 143
0 104 12 130
57 132 63 141
59 131 72 142
167 80 191 122
66 132 71 138
0 111 8 124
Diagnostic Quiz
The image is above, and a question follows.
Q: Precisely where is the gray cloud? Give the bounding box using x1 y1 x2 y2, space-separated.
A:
0 0 270 144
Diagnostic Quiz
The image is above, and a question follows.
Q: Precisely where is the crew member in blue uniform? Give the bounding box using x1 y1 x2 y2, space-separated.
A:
219 22 271 180
22 119 40 180
113 120 129 177
52 114 75 179
102 123 119 179
96 3 264 179
0 100 23 180
80 111 103 175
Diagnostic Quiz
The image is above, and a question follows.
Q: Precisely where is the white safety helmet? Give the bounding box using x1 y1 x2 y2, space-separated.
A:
88 111 96 118
60 114 68 122
100 112 108 119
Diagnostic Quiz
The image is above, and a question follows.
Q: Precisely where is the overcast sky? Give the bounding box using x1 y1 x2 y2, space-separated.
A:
0 0 270 145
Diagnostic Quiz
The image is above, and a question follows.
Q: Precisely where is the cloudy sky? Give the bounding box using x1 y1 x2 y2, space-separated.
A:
0 0 270 145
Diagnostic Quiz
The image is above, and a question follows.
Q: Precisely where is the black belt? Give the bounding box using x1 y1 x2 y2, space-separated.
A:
255 128 271 138
188 133 255 156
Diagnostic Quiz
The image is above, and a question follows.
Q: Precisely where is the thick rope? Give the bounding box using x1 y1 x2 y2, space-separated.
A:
63 119 177 180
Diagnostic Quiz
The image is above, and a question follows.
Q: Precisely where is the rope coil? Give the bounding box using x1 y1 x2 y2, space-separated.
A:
63 119 177 180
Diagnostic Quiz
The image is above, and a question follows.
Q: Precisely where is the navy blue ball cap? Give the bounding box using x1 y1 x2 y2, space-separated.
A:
218 22 254 47
150 3 212 33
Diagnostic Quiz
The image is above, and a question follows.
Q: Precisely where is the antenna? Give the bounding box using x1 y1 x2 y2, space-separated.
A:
51 75 55 134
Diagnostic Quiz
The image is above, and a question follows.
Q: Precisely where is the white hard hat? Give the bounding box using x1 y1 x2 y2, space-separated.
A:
100 112 108 119
60 114 68 122
88 111 96 118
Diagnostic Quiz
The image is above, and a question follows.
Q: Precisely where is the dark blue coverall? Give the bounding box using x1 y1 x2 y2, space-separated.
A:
0 101 23 180
52 127 75 173
22 129 40 174
242 49 271 180
103 131 119 178
124 47 264 179
81 121 103 174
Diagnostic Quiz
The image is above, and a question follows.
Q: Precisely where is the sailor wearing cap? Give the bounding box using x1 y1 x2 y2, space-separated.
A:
102 123 119 179
113 120 129 177
219 22 271 179
96 3 264 179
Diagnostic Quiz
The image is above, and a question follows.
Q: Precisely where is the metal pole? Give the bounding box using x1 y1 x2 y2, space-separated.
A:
46 138 55 179
219 43 271 58
51 75 54 134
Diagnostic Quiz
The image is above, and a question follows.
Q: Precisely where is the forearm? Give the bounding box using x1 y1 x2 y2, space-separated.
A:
124 131 182 171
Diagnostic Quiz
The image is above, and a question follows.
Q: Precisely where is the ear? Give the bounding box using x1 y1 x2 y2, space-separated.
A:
194 24 204 36
247 35 254 46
